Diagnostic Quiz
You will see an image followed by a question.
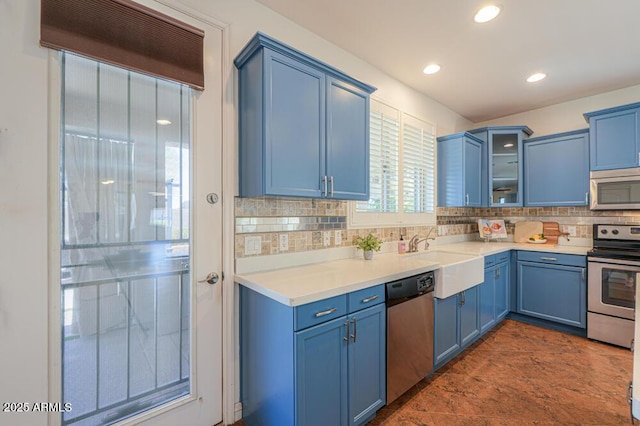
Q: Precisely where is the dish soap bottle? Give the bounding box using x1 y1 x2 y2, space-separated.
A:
397 234 406 254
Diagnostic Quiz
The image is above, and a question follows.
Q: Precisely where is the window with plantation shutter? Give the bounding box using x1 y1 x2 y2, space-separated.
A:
403 113 436 214
350 100 436 227
355 100 399 214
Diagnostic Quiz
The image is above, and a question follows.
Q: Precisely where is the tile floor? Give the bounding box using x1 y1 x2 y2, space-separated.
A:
368 319 633 425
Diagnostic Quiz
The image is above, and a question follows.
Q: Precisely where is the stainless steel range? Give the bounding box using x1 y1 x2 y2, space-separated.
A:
588 224 639 348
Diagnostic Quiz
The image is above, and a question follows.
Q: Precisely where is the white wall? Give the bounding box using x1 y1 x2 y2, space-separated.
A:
178 0 474 137
475 84 640 136
0 1 470 425
0 0 50 425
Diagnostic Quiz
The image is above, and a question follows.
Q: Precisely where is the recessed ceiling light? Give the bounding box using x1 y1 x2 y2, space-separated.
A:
504 143 514 148
423 64 441 75
474 5 501 23
156 119 172 126
100 179 115 185
526 73 547 83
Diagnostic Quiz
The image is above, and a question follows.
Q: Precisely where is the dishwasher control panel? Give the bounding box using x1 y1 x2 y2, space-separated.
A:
386 271 435 302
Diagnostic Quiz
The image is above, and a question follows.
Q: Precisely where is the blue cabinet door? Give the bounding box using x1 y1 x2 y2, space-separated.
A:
434 294 460 366
524 130 589 206
437 132 483 207
459 287 480 347
495 261 509 321
585 103 640 171
265 50 326 198
295 316 348 426
517 261 586 328
464 137 483 207
326 78 370 201
479 267 496 334
348 304 386 426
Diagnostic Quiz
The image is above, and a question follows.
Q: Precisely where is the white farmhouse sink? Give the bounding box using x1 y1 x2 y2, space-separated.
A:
407 250 484 299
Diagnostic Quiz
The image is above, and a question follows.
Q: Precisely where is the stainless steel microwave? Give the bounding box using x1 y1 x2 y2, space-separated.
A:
590 167 640 210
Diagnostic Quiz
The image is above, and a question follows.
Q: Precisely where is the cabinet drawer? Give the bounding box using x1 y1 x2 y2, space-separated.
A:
484 255 496 268
517 251 585 267
348 284 385 313
495 251 510 264
295 295 347 331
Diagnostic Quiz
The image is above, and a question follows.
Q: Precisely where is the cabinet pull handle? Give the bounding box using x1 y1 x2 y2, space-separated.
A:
581 268 586 282
465 193 469 206
495 268 500 279
315 307 337 317
329 176 334 197
361 295 379 303
490 194 494 204
631 338 635 353
540 257 557 261
351 318 357 343
638 151 640 166
344 321 350 343
322 176 328 197
585 191 589 206
460 291 465 306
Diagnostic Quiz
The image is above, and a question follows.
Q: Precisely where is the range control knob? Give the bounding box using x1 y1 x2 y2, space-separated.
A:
612 229 619 235
601 229 608 235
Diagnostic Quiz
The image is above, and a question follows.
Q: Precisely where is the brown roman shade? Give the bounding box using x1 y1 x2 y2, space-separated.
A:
41 0 205 90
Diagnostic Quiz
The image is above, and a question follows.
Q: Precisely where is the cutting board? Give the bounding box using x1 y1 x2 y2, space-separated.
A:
514 221 543 243
542 221 569 245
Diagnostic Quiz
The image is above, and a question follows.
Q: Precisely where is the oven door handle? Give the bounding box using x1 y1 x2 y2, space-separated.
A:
589 257 640 268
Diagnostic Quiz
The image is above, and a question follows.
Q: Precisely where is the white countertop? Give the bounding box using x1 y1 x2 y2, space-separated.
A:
235 241 591 307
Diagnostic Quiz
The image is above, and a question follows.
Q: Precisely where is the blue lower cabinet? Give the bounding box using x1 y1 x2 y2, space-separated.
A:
517 254 586 328
434 287 479 369
296 316 349 426
495 261 509 321
479 253 510 334
479 268 496 334
241 286 385 426
434 294 460 367
459 287 480 347
347 304 386 425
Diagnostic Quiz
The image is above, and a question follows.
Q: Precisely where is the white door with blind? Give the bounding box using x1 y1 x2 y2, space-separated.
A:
55 13 223 426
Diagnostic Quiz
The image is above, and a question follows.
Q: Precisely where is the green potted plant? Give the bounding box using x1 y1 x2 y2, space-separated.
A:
354 233 383 260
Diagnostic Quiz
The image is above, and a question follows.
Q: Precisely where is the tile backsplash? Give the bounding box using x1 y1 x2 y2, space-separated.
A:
235 197 640 258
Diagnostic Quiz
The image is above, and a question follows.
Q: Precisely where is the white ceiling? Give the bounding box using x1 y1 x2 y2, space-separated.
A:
256 0 640 123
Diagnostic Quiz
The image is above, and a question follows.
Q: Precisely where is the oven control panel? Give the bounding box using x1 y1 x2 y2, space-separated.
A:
595 224 640 240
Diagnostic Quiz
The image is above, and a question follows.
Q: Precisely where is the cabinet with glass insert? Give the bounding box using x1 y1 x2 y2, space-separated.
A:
468 126 533 207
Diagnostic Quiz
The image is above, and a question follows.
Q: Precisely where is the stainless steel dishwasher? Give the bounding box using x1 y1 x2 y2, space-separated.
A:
386 271 435 404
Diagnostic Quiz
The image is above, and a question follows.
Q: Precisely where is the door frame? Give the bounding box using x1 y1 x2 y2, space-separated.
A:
46 1 236 424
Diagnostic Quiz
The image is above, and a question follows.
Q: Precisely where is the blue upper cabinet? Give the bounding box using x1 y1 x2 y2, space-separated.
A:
468 126 533 207
437 132 483 207
327 78 370 200
235 33 376 200
523 129 589 206
584 102 640 171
